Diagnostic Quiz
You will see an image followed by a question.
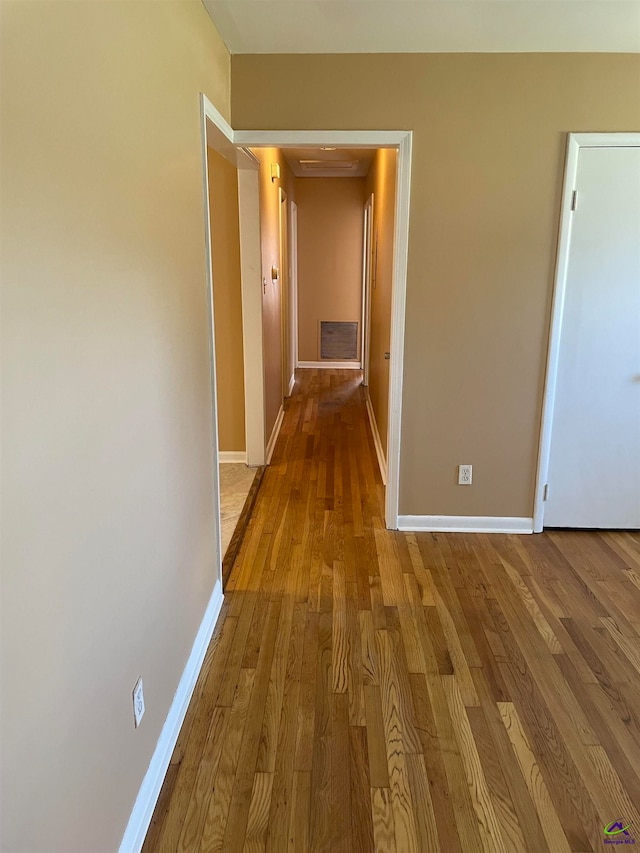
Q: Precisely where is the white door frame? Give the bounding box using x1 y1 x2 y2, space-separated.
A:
533 132 640 532
234 129 412 530
361 193 374 387
202 95 266 471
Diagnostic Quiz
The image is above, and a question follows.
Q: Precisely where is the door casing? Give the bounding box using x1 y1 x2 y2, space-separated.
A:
533 132 640 532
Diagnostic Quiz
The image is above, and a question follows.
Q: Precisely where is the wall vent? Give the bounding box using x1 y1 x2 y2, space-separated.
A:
299 159 360 172
320 321 358 360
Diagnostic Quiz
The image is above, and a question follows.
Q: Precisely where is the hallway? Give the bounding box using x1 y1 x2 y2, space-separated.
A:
144 370 640 853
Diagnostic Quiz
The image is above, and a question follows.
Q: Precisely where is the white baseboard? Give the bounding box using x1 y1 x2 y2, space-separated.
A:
364 391 387 485
218 451 247 464
266 405 285 465
297 360 362 370
118 579 224 853
397 515 534 534
287 373 296 396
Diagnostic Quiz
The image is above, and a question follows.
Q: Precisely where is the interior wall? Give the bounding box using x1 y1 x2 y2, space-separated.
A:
0 2 230 851
231 53 640 519
208 146 246 452
251 147 296 442
295 177 366 362
365 150 397 455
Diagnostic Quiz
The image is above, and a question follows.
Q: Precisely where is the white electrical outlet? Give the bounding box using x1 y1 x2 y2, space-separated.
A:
132 677 145 728
458 464 473 485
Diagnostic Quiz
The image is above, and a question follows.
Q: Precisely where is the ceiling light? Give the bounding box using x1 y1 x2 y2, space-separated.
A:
320 147 336 151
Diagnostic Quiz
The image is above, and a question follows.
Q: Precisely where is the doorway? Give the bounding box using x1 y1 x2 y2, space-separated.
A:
232 129 412 530
362 194 374 387
535 133 640 530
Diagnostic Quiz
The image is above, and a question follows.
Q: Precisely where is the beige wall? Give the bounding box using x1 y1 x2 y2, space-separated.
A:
232 53 640 518
295 177 366 361
365 150 397 455
251 147 296 441
208 147 246 452
0 2 230 850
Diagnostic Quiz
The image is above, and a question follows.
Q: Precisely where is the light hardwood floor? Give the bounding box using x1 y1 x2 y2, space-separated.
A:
144 369 640 852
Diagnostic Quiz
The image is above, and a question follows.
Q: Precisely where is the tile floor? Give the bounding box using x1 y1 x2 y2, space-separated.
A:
218 462 257 559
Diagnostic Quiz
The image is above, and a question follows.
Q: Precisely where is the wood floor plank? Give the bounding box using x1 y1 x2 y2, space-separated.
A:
349 725 375 853
498 701 572 853
144 369 640 853
371 787 397 853
442 675 507 853
199 668 255 852
243 772 274 853
288 771 311 852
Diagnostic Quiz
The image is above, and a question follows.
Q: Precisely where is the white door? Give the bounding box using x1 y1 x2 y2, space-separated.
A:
545 145 640 528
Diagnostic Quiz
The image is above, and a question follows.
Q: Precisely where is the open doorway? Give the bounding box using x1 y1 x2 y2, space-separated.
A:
362 193 374 387
241 135 410 527
200 108 412 531
264 146 397 489
202 98 266 586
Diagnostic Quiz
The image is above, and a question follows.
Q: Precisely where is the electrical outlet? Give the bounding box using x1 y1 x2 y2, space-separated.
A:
132 677 145 728
458 464 473 485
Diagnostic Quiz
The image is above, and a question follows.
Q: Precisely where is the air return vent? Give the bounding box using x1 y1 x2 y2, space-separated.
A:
300 159 360 172
320 321 358 360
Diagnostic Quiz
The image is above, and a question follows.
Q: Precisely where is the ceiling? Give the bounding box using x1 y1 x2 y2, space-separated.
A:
203 0 640 54
282 147 376 177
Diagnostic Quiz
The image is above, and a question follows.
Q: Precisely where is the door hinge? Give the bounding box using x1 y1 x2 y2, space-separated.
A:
543 484 549 501
571 190 578 211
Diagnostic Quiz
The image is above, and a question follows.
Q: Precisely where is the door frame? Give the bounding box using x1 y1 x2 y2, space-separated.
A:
234 130 412 530
200 94 266 588
533 132 640 532
361 193 374 387
202 95 266 471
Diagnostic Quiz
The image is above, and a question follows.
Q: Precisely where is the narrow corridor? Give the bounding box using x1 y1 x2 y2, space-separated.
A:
144 369 640 853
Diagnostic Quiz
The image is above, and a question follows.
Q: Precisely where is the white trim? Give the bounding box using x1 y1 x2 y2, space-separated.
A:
297 360 362 370
202 99 234 146
288 373 296 396
385 132 412 530
228 128 412 532
567 132 640 149
218 451 247 463
203 94 265 469
365 390 387 485
398 516 534 534
118 579 224 853
199 94 223 584
237 168 266 466
266 404 285 464
362 194 374 387
233 130 409 148
533 132 640 532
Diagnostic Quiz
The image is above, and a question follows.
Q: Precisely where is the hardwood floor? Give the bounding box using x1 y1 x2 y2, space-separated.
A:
144 369 640 852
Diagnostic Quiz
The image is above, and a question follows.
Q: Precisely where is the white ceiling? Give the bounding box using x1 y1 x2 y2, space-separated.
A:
282 147 376 177
203 0 640 54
